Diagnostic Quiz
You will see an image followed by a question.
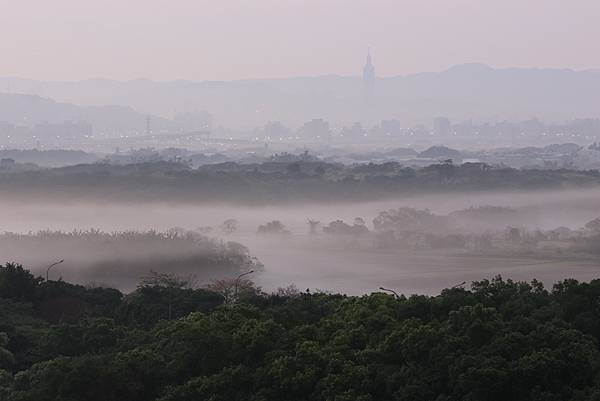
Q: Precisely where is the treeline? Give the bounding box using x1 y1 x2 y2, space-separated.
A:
2 263 600 400
0 229 258 289
0 160 599 203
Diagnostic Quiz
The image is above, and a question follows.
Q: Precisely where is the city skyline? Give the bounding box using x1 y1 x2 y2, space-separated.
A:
1 60 599 84
1 0 599 81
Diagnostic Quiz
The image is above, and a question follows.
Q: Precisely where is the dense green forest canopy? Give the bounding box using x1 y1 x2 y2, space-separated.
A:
1 263 600 400
1 160 599 203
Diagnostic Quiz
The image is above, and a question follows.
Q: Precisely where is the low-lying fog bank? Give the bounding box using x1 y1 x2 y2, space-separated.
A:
1 187 599 295
0 230 258 292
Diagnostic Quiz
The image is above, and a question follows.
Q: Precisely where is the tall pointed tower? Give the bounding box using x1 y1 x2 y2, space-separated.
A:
362 48 376 113
362 48 375 89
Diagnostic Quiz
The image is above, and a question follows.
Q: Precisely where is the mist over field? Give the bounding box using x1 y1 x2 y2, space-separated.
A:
4 3 600 399
1 186 599 294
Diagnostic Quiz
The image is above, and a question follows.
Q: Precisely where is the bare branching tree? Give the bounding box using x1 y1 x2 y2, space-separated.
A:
138 270 197 319
221 219 239 235
307 219 320 234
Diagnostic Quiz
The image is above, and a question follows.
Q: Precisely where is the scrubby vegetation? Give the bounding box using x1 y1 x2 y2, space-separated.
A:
305 207 600 257
1 263 600 400
0 230 260 289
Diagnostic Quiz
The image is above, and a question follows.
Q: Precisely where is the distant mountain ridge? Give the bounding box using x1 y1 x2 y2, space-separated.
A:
0 93 174 133
1 64 599 128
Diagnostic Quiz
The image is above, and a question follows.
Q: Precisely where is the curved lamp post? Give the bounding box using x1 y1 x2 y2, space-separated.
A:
234 270 254 301
379 286 400 299
46 259 64 281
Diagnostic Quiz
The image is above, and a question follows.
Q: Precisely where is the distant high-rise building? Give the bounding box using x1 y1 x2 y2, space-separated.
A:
433 117 451 136
297 118 331 141
363 48 375 88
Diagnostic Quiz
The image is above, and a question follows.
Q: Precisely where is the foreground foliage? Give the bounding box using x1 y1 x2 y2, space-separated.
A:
2 263 600 400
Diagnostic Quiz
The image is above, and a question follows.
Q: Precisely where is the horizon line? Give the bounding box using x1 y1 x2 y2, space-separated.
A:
1 63 598 85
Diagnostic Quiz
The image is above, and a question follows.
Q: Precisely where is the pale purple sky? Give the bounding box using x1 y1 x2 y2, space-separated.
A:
1 0 599 81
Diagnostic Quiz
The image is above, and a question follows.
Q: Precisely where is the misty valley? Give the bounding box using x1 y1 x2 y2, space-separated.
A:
0 165 599 295
4 4 600 398
3 163 600 400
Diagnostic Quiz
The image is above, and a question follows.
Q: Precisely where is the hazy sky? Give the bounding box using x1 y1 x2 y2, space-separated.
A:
1 0 599 81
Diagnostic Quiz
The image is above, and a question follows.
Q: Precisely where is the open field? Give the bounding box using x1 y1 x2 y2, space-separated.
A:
1 187 599 294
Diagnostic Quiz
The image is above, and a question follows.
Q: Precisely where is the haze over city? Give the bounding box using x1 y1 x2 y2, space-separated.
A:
1 0 599 81
2 2 600 400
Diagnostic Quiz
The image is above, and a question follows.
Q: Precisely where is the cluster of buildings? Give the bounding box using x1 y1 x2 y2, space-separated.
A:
248 117 600 149
0 120 93 146
0 53 599 153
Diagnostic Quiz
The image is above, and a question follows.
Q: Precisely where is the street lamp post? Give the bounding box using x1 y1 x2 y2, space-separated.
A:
234 270 254 302
379 286 400 299
46 259 64 281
